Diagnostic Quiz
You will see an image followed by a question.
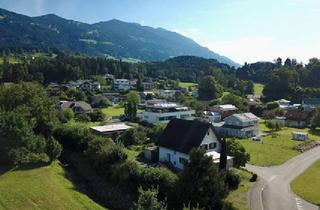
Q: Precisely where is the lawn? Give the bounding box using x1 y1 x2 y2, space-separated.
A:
226 168 254 210
291 160 320 206
102 105 125 117
239 122 320 166
0 162 105 210
66 119 101 127
178 82 198 89
253 83 264 96
0 56 20 64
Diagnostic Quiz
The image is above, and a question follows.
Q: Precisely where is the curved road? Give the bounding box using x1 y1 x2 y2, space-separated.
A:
246 146 320 210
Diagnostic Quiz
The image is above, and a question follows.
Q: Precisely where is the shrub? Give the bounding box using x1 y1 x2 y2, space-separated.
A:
89 109 106 122
76 113 91 122
225 170 241 190
46 137 62 163
134 187 166 210
53 125 93 152
119 126 148 146
266 102 279 110
250 173 258 182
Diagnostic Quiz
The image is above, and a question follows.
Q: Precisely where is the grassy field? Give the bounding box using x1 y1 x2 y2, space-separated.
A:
0 162 105 210
226 168 254 210
66 119 101 127
253 83 264 96
102 105 125 117
291 160 320 206
178 82 198 89
239 122 320 166
0 56 20 64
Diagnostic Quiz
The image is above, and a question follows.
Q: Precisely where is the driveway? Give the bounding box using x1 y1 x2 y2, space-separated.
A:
246 146 320 210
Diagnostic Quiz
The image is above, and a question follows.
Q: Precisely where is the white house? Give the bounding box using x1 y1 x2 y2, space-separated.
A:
215 113 260 138
157 119 232 170
203 111 221 123
137 102 195 124
113 79 131 91
159 89 178 98
277 99 291 110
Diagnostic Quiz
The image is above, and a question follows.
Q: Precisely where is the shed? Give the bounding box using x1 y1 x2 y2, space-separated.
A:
144 146 158 162
292 132 308 141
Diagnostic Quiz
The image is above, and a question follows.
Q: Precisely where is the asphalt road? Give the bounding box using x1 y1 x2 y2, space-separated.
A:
246 146 320 210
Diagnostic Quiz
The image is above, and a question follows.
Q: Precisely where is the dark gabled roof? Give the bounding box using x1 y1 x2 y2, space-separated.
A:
157 119 218 154
285 109 314 121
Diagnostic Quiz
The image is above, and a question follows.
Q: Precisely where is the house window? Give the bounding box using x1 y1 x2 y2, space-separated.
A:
209 143 217 149
179 157 187 164
200 144 208 150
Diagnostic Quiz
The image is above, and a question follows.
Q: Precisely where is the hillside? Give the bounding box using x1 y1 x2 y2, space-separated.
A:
0 8 239 67
0 162 105 210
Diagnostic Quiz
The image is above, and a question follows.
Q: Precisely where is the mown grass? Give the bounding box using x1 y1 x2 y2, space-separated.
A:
291 160 320 206
101 105 125 117
239 122 320 166
253 83 264 96
226 168 254 210
178 82 198 89
0 162 105 210
0 56 20 64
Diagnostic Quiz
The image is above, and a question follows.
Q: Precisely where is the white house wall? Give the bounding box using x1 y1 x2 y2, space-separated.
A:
159 146 190 170
200 128 221 152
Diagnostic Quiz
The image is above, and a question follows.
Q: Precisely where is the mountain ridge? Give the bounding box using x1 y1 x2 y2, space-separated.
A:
0 8 240 67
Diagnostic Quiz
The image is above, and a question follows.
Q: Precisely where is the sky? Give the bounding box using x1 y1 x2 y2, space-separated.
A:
0 0 319 64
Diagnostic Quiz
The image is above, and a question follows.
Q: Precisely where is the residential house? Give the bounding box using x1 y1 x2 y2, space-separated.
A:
209 104 238 119
302 98 320 111
142 82 156 90
137 102 195 124
102 92 121 104
203 111 222 123
246 94 261 104
140 91 156 101
104 74 115 82
157 119 233 170
159 89 178 98
113 79 131 91
215 113 260 138
60 101 93 114
277 99 291 110
285 109 314 128
191 88 199 97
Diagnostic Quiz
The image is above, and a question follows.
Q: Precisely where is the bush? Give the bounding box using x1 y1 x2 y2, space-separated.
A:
119 126 148 146
134 187 166 210
46 137 62 163
53 125 93 152
89 109 106 122
225 170 241 190
105 141 128 164
249 173 258 182
76 113 91 122
266 102 279 110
